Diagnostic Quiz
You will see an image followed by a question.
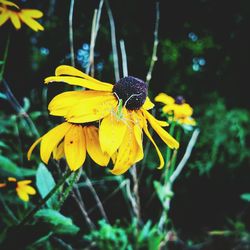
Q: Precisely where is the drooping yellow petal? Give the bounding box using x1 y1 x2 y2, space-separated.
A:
84 126 110 166
155 93 175 105
110 124 141 175
20 9 43 18
64 125 86 171
18 184 36 195
27 137 42 160
19 11 44 31
142 97 155 110
143 109 179 149
55 65 114 89
10 12 21 29
99 109 127 156
139 112 165 169
67 95 117 123
133 123 144 162
0 0 19 8
45 76 113 92
16 188 29 202
0 11 10 26
53 141 64 160
40 122 72 164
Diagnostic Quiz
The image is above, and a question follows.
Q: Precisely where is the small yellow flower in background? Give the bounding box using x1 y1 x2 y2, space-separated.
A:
28 123 110 171
0 177 36 202
0 0 44 31
155 93 196 126
40 65 179 175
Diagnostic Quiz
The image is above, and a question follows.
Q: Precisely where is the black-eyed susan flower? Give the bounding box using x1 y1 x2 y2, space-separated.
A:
43 65 179 175
0 0 44 31
155 93 196 127
0 177 36 202
28 122 110 171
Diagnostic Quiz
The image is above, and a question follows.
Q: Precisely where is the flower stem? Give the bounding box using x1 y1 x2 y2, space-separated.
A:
168 127 182 178
164 122 176 182
19 169 73 226
0 33 10 83
55 169 80 210
69 0 75 67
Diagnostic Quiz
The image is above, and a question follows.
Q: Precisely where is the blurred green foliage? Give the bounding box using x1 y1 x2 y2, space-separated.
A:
191 94 250 174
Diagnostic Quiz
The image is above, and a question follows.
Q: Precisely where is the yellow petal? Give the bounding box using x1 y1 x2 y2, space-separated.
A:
133 122 144 162
53 141 64 160
18 183 36 195
1 0 19 8
45 76 113 92
84 126 110 166
19 11 44 31
8 177 17 182
142 97 155 110
110 123 141 175
27 137 43 160
162 104 175 114
10 12 21 29
99 109 127 156
0 183 6 188
154 93 175 105
64 125 86 171
67 95 117 123
48 90 111 117
20 9 43 18
17 180 31 185
139 113 165 169
143 110 179 149
0 10 10 26
40 122 72 164
16 188 29 202
55 65 114 89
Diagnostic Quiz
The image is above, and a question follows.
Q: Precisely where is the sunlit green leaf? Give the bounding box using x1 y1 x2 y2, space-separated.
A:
36 163 58 209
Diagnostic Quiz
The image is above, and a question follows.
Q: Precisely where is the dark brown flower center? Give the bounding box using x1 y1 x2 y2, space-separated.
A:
175 96 185 105
112 76 147 110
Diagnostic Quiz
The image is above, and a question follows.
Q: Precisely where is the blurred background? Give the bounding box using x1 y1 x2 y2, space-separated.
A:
1 0 250 249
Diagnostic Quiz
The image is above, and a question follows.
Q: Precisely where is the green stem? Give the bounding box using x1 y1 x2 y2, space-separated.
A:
0 34 10 82
164 122 176 182
168 127 182 178
19 169 73 226
55 170 80 210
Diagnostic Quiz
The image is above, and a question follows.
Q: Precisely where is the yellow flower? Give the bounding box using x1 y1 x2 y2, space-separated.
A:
0 0 44 31
0 177 36 202
28 122 110 171
43 65 179 175
155 93 196 126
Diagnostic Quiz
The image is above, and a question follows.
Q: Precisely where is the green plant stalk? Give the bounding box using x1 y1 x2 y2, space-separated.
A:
164 121 176 182
0 34 10 82
168 127 182 178
19 169 73 226
55 169 80 210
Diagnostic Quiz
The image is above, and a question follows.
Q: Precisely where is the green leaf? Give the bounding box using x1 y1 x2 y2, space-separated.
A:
138 220 152 242
240 193 250 202
0 155 36 177
0 141 10 149
35 209 80 235
36 163 58 209
0 92 7 100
